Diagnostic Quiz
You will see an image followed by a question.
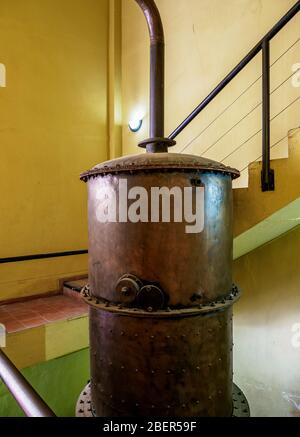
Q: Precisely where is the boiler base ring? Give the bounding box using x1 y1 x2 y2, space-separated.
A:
76 383 250 417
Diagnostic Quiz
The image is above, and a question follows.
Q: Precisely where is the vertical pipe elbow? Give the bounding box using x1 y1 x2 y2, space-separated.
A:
135 0 172 151
134 0 164 45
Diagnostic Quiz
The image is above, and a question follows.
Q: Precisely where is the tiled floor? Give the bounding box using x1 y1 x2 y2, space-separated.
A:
0 294 88 333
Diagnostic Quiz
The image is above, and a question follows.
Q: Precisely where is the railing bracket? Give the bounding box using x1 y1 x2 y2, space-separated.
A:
261 168 275 192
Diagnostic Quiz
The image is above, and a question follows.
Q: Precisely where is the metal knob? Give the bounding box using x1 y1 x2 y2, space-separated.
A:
137 285 165 312
115 274 142 305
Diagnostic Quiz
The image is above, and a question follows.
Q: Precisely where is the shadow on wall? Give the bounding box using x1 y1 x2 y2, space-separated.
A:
233 224 300 417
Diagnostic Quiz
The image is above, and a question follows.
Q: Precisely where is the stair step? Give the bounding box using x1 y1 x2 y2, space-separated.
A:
63 278 88 292
63 278 88 301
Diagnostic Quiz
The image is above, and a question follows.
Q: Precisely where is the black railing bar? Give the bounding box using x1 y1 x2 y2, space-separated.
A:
262 39 272 191
220 96 300 163
0 249 88 264
169 1 300 140
237 134 288 174
179 37 300 154
180 68 300 155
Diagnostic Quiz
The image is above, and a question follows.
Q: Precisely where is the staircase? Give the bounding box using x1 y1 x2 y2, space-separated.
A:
233 127 300 259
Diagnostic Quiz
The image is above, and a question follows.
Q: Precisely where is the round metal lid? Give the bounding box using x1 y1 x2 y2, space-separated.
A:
80 152 240 181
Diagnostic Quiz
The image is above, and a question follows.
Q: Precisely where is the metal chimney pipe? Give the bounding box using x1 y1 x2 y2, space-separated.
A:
135 0 175 153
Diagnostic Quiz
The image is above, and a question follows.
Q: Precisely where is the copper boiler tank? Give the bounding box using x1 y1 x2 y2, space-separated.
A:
79 0 249 417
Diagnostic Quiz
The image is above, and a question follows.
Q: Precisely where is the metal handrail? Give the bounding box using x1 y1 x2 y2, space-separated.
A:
168 0 300 191
0 349 55 417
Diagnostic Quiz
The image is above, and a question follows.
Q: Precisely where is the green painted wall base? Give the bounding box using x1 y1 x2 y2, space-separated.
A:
0 348 90 417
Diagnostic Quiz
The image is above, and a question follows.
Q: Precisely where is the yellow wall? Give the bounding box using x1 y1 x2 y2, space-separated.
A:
233 225 300 417
0 0 109 300
121 0 300 187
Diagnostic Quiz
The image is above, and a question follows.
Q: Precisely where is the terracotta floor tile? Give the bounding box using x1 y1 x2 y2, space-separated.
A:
0 294 88 332
4 304 26 312
22 317 47 329
5 320 26 333
9 310 38 319
43 312 71 322
18 312 44 322
0 316 14 325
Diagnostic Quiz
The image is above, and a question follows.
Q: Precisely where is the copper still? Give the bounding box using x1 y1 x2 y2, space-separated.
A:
79 0 249 417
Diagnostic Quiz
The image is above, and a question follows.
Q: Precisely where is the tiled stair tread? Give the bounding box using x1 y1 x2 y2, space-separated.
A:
0 295 88 334
64 278 88 291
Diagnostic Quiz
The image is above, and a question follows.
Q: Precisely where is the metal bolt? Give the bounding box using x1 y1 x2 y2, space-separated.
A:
121 287 130 296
